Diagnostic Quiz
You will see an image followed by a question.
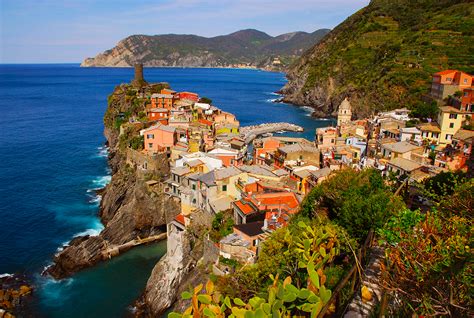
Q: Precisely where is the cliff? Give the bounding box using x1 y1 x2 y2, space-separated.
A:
81 29 330 70
281 0 474 118
46 83 180 279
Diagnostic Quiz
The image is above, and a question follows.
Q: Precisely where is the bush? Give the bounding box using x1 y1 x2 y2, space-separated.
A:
129 135 144 150
199 97 212 104
302 169 405 241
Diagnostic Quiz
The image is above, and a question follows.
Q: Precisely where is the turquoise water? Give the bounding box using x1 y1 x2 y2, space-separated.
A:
34 242 167 317
0 65 331 317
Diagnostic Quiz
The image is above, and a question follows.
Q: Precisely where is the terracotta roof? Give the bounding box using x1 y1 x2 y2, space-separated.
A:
434 70 457 76
199 119 213 126
174 213 185 226
234 200 256 215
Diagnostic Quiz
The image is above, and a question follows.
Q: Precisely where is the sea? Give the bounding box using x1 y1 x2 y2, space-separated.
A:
0 64 333 317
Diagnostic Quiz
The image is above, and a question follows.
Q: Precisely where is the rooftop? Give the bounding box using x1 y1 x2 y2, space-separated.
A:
454 129 474 142
141 123 176 134
151 93 174 99
388 157 422 172
417 122 441 133
382 141 422 154
279 143 319 154
215 166 243 180
440 106 465 114
234 221 265 237
239 165 276 178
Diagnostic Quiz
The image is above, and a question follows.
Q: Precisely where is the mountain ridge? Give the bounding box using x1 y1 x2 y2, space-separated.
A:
81 28 330 70
281 0 474 118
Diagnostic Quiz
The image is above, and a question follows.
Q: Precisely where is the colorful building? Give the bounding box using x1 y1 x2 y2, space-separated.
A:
437 106 466 145
151 93 175 110
147 108 169 124
253 137 281 165
140 123 177 153
430 70 473 100
178 91 199 102
233 191 300 225
316 127 337 150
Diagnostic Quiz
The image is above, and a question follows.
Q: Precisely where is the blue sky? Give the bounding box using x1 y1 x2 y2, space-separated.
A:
0 0 369 63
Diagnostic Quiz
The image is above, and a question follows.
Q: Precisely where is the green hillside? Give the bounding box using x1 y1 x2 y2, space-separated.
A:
283 0 474 117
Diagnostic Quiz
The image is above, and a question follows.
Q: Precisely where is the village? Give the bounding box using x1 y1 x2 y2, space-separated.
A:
119 66 473 274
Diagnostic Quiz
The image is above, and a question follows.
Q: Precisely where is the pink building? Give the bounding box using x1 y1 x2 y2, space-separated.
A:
140 124 177 153
316 127 338 150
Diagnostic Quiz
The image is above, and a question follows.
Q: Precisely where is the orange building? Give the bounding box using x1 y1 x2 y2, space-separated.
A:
253 137 280 165
147 108 169 124
431 70 473 100
151 93 175 110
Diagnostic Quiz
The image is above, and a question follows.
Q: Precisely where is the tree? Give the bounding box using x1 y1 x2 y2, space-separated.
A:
409 101 439 120
301 169 405 241
199 97 213 104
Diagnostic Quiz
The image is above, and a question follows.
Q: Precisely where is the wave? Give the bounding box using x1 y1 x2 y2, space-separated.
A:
88 194 102 205
89 175 111 190
93 146 109 159
73 227 102 238
268 92 281 96
0 273 13 279
265 98 278 103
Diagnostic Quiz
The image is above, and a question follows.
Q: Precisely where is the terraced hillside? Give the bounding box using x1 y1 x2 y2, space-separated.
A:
282 0 474 118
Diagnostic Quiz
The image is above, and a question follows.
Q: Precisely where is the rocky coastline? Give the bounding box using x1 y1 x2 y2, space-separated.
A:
45 86 180 280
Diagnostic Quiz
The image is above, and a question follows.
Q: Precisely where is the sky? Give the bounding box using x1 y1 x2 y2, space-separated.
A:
0 0 370 63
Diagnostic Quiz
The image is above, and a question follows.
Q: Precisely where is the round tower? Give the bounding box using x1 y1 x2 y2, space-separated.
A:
337 97 352 126
131 63 148 87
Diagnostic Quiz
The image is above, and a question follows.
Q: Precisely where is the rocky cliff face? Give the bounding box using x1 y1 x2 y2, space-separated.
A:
281 0 474 118
81 29 330 70
136 208 215 316
46 84 180 279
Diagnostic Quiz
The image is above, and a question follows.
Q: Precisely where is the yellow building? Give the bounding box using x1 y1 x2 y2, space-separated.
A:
337 98 352 127
438 106 465 145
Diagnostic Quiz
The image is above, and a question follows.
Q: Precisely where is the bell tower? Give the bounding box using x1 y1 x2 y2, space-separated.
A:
337 97 352 126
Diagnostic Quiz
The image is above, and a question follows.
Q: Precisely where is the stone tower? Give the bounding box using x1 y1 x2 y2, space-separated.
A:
337 97 352 126
131 63 148 87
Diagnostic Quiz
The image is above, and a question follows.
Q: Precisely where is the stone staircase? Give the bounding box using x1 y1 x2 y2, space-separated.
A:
344 246 385 318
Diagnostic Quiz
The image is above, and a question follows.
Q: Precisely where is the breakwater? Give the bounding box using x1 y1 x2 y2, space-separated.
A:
240 122 304 144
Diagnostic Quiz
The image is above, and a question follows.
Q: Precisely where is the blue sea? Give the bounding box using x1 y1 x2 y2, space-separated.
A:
0 64 332 317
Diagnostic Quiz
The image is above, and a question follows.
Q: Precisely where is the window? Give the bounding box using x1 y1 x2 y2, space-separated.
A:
464 78 468 83
449 114 457 119
449 123 454 128
433 133 439 138
222 185 227 192
148 143 153 148
446 134 452 140
192 184 196 190
147 134 154 139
